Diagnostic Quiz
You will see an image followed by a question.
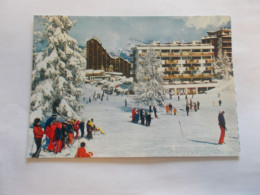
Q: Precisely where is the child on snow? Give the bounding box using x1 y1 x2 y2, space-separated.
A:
75 142 93 158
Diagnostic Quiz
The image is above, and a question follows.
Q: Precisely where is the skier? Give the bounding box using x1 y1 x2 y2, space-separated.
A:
75 142 93 158
79 121 85 138
32 118 44 158
47 119 58 152
66 121 74 147
149 105 152 113
140 108 145 125
146 113 152 127
165 104 169 114
186 104 190 116
219 99 222 107
86 120 93 139
89 97 91 103
132 108 136 122
169 103 173 115
178 95 180 101
173 107 177 115
43 122 51 151
135 109 140 123
218 111 227 144
197 101 200 110
125 99 127 107
153 106 158 118
61 122 68 149
74 120 80 140
54 122 63 154
194 103 197 112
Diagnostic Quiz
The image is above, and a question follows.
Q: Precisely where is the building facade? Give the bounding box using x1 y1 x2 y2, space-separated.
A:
86 37 131 77
132 41 217 94
201 28 232 59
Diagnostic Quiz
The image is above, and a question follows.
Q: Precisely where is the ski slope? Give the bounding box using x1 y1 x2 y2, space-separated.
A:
27 79 240 158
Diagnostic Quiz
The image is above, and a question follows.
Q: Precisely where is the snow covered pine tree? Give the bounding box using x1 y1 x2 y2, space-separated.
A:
213 51 233 80
134 50 166 107
30 16 86 121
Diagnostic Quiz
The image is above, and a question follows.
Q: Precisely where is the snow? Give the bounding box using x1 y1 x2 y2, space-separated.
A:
27 77 240 158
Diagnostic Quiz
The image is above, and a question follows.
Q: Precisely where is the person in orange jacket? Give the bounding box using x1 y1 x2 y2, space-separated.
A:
75 142 93 158
32 118 44 158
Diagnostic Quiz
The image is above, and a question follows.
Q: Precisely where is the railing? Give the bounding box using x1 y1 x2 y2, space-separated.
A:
186 60 199 64
140 52 214 57
165 67 179 71
165 60 178 64
206 59 214 63
206 67 214 70
163 74 214 79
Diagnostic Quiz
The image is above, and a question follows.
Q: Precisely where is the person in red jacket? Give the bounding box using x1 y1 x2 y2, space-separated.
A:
32 118 44 158
47 119 58 152
75 142 93 158
74 120 80 140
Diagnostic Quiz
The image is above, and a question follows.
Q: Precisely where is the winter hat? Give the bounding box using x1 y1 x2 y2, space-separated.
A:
80 142 86 147
33 118 41 126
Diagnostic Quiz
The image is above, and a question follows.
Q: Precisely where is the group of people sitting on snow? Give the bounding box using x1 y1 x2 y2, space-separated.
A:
132 108 154 127
31 114 104 158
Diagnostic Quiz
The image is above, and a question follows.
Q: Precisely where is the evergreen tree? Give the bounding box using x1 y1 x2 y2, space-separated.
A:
30 16 86 121
214 51 233 80
134 50 166 107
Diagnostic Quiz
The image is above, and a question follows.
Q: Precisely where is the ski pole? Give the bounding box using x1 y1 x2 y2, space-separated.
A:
30 138 34 157
178 121 184 138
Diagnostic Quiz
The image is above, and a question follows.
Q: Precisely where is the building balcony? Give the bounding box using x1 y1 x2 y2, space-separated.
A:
165 60 178 64
206 67 214 70
206 59 214 63
186 67 200 71
186 59 199 64
163 74 214 79
165 67 179 71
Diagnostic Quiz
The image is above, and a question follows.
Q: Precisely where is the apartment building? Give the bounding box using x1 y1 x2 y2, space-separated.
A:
132 41 217 94
201 28 232 59
86 37 131 77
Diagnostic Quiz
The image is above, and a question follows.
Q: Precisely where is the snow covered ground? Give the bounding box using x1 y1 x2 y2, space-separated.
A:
27 78 240 158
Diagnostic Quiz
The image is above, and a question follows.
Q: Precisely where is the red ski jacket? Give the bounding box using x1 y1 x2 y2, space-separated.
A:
45 126 51 138
75 147 93 158
33 126 44 139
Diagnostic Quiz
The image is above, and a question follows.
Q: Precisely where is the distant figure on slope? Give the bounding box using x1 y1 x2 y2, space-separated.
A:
153 106 158 118
79 121 85 138
218 111 227 144
186 104 189 116
197 101 200 110
146 113 152 127
135 109 140 123
89 97 91 103
190 99 193 110
32 118 44 158
54 122 63 154
125 99 127 107
132 108 136 122
169 103 173 115
149 105 152 113
86 120 93 140
140 108 145 125
165 104 169 114
173 107 177 115
75 142 93 158
178 95 180 101
219 99 222 107
66 121 74 147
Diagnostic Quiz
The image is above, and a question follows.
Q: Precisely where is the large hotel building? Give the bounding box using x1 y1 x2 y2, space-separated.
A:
86 37 131 77
132 41 217 95
201 28 232 59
